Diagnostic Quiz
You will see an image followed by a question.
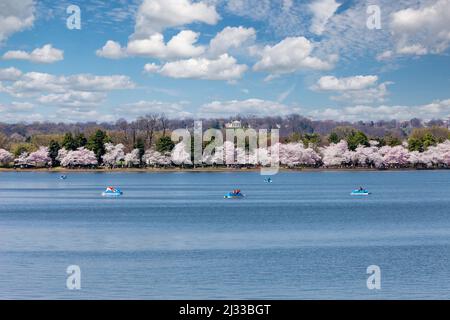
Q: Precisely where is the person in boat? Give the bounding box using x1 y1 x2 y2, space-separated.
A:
358 186 364 191
106 186 118 193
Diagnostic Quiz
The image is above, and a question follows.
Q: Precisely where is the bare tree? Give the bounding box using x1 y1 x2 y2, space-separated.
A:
116 119 129 144
137 114 158 148
0 132 9 149
159 113 169 137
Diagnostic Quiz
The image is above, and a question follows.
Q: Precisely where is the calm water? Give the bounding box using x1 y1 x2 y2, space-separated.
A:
0 171 450 299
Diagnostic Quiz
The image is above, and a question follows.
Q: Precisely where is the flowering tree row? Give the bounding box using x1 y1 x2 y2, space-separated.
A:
320 140 450 168
2 139 450 169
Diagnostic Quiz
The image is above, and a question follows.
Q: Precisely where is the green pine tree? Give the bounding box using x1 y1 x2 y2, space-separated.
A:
134 138 145 162
156 136 175 153
87 130 110 164
48 140 61 167
62 133 77 151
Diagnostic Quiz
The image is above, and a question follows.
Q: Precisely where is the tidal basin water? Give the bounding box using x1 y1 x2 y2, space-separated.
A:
1 171 450 299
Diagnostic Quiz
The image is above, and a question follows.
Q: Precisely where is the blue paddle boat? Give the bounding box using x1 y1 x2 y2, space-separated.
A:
224 189 245 199
350 188 371 196
102 186 123 197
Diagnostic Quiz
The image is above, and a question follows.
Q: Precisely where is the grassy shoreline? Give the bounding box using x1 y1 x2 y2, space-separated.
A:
0 167 445 173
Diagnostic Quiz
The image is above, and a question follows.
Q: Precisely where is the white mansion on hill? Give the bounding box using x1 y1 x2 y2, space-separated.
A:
225 120 242 129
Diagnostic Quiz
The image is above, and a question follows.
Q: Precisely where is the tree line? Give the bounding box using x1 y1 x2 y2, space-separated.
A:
0 114 449 169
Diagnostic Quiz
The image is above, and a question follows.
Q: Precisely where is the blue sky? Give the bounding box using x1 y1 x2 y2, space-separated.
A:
0 0 449 123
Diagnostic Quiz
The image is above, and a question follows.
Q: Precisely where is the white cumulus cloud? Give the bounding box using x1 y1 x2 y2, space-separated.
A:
116 100 193 118
3 44 64 63
199 98 294 117
96 40 127 59
133 0 220 36
253 37 336 77
128 30 205 59
148 54 248 81
389 0 450 57
0 68 135 108
0 0 35 42
308 99 450 121
0 67 22 81
313 75 392 104
208 26 256 56
98 30 205 60
314 75 379 91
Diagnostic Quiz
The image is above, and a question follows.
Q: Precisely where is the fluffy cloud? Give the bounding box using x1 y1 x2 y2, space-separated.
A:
253 37 336 77
0 111 44 123
146 54 248 81
67 74 135 92
308 99 450 121
0 101 34 113
97 0 220 60
199 98 294 117
116 100 192 118
0 0 35 42
126 30 205 59
313 75 391 104
97 30 206 60
208 26 256 56
0 107 116 123
54 108 116 123
0 68 135 107
95 1 252 82
0 101 41 123
133 0 219 36
137 27 255 80
36 92 107 108
2 44 64 63
0 67 22 81
99 25 256 62
143 63 160 73
330 83 391 104
95 40 127 59
308 0 341 35
389 0 450 56
314 75 379 91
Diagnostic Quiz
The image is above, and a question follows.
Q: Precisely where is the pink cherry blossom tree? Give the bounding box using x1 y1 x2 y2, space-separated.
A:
202 145 224 166
379 145 410 168
102 143 125 168
248 147 271 166
417 141 450 168
320 140 353 167
436 141 450 166
278 143 320 167
56 148 68 163
224 140 236 166
352 144 383 168
124 149 141 167
171 141 192 166
143 149 172 167
60 147 98 168
0 149 13 166
26 147 52 167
